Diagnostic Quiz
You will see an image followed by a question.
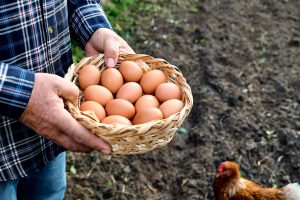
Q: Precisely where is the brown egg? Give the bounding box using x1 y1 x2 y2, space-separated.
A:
100 68 123 94
159 99 184 118
133 108 163 125
116 82 143 103
105 99 135 119
101 115 132 125
135 95 160 113
78 65 100 90
155 82 182 102
118 61 143 82
80 101 106 121
83 85 113 106
140 70 167 94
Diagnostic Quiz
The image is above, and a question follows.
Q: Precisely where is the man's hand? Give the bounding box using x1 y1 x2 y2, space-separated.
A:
85 28 135 67
19 73 111 154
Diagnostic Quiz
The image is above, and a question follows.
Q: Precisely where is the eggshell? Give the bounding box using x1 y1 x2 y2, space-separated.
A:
83 85 113 106
116 82 143 103
140 70 167 94
78 65 101 90
155 82 182 102
135 95 160 113
118 61 143 82
133 108 163 125
100 68 123 94
105 99 135 119
159 99 184 118
79 101 106 121
101 115 132 125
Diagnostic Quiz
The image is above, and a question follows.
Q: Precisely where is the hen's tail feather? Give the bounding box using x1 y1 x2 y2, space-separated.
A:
283 183 300 200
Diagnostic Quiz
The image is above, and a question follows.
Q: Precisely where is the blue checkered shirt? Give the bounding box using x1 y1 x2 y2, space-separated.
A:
0 0 111 181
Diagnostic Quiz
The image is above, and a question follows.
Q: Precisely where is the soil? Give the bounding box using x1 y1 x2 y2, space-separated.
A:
65 0 300 199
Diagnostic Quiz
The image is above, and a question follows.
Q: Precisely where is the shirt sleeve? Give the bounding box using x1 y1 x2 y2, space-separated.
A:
68 0 112 48
0 63 35 119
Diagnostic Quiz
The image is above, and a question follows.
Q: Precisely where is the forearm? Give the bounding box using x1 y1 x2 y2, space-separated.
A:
68 0 112 47
0 63 34 119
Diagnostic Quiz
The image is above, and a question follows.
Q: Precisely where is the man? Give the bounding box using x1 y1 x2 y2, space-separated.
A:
0 0 134 199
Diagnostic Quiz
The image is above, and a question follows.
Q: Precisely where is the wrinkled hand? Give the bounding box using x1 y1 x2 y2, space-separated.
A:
85 28 135 67
19 73 111 154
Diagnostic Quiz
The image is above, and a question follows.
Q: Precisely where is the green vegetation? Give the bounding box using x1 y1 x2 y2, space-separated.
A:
177 127 188 135
70 0 189 62
71 40 85 63
71 0 137 63
103 0 135 40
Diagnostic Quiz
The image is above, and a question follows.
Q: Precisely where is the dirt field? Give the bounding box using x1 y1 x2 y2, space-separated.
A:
65 0 300 199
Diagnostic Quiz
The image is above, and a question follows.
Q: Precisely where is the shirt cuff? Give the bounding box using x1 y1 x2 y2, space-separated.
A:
0 63 35 119
70 4 112 48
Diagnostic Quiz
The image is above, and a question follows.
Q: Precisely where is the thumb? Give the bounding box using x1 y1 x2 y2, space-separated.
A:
104 38 119 68
55 76 79 104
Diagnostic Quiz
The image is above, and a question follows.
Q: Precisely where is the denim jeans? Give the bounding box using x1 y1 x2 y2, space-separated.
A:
0 152 66 200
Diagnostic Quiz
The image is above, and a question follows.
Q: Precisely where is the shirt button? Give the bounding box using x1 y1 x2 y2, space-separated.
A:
48 26 54 34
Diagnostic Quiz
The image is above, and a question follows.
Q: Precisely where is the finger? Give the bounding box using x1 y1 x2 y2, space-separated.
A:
104 38 119 68
120 41 135 54
49 131 93 153
85 48 99 57
55 76 79 104
56 109 111 154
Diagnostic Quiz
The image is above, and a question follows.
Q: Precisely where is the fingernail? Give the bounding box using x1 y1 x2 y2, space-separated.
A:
101 149 111 155
107 58 115 67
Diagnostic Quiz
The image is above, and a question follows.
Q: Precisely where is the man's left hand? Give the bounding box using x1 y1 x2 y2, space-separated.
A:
85 28 135 67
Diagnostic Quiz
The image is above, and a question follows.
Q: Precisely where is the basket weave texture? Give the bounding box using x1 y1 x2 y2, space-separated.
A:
64 54 193 156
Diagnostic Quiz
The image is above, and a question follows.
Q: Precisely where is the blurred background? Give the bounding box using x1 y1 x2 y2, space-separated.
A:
67 0 300 199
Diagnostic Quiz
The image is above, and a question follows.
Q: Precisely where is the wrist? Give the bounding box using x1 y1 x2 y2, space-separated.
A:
0 64 35 119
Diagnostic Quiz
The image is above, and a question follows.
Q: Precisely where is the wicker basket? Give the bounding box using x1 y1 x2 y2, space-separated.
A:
64 53 193 156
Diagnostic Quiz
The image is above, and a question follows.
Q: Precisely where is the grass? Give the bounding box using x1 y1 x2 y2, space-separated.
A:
70 0 192 61
71 40 85 63
71 0 188 63
103 0 135 40
71 0 200 62
71 0 137 62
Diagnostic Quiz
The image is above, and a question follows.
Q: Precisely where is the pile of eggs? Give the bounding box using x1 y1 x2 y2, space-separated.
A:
78 61 184 125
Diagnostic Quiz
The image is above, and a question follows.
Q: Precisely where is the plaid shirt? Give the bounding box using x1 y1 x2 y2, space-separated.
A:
0 0 111 181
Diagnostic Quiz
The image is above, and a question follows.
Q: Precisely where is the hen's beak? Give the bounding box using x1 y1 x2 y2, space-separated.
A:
215 172 220 178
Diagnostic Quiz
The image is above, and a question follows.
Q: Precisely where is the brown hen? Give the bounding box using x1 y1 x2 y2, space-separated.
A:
213 161 300 200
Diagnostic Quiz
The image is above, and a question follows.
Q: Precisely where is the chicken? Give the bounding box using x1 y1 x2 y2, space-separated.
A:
213 161 300 200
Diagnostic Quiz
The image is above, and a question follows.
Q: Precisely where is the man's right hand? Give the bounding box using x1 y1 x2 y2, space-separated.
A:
19 73 111 154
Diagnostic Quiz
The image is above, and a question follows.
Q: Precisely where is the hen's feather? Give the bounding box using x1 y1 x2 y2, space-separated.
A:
282 183 300 200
